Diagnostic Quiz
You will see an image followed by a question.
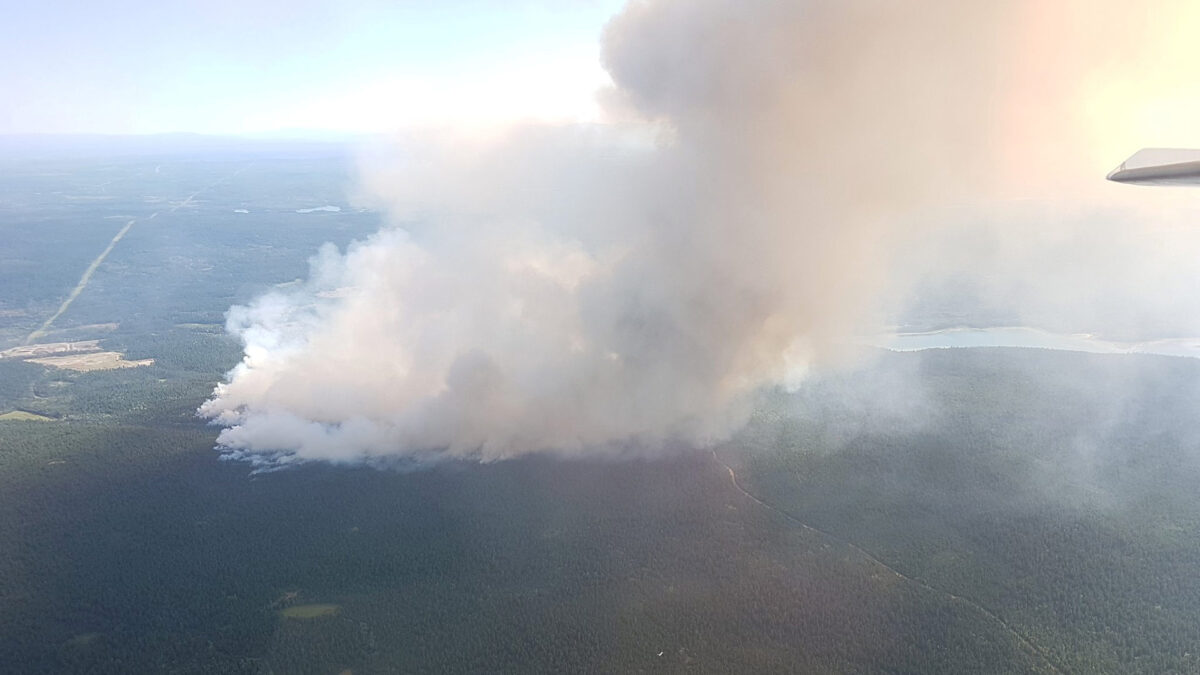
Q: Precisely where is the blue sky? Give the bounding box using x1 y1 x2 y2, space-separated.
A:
1 0 626 135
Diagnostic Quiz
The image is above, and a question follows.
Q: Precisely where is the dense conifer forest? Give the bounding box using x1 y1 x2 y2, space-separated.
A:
4 154 1200 673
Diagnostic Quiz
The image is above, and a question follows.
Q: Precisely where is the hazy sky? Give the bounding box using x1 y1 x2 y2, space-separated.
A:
8 0 1200 146
1 0 624 135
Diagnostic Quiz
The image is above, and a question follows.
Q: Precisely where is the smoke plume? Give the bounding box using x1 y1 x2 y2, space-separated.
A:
201 0 1200 464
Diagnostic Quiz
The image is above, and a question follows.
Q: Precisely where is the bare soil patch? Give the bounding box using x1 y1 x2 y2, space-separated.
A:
0 340 101 360
27 351 154 372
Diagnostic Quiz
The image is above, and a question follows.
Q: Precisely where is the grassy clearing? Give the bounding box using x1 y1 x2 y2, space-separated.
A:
280 604 341 619
173 323 224 333
64 632 101 647
0 340 101 360
26 351 154 372
0 410 54 421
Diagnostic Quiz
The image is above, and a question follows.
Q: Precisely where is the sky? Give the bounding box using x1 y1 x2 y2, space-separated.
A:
7 0 1200 147
0 0 624 135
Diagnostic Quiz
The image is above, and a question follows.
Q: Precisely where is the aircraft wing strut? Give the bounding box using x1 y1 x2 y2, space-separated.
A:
1108 148 1200 185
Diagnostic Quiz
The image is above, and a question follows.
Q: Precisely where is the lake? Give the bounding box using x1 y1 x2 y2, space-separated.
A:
872 326 1200 359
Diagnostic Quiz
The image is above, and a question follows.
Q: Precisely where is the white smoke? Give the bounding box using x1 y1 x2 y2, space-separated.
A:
202 0 1200 464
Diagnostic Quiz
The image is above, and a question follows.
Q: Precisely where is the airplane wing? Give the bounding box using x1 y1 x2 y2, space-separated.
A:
1108 148 1200 185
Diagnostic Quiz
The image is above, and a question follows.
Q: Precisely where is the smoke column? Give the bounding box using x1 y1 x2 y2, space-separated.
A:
201 0 1200 464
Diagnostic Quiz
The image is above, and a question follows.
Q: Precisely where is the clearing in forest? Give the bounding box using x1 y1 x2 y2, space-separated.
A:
280 604 341 620
0 340 102 359
0 410 54 421
27 352 154 372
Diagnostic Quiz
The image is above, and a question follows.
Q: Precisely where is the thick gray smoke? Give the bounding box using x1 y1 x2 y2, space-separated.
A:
201 0 1200 464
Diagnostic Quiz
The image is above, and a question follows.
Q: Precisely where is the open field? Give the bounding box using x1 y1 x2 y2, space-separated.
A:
64 633 101 648
280 604 341 620
0 410 54 421
26 352 153 372
0 340 100 360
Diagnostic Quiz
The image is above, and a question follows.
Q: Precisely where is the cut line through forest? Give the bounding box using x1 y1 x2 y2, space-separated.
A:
710 450 1066 675
25 164 253 344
